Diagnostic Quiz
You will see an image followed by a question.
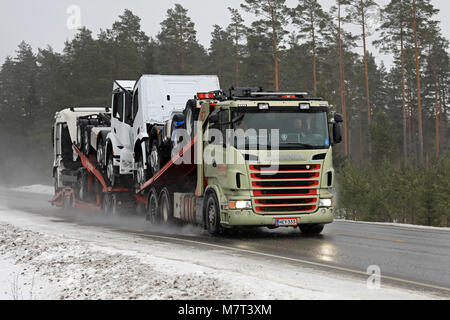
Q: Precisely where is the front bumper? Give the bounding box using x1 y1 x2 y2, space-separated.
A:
221 207 334 227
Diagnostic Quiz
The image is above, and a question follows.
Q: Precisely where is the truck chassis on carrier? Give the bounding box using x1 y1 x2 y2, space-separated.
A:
51 88 343 236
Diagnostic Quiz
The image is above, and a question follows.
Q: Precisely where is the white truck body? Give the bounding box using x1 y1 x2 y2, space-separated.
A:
53 107 110 190
106 75 220 179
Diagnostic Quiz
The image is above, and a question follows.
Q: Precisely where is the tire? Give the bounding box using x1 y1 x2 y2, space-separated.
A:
299 224 324 235
158 188 172 225
83 130 90 156
97 138 104 169
146 188 159 225
149 141 161 176
136 153 149 186
107 156 117 187
204 191 222 236
183 102 196 139
77 125 83 149
78 170 89 202
102 192 114 216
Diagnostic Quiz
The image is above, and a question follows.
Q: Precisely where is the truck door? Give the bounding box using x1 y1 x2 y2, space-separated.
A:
112 91 132 148
204 110 229 186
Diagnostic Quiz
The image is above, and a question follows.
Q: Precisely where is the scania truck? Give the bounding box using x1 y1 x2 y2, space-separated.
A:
51 86 342 235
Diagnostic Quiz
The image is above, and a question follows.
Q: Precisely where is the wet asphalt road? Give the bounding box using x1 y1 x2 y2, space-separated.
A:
0 188 449 296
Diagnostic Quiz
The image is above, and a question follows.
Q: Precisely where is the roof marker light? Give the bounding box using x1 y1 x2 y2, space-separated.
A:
258 103 269 110
299 103 310 110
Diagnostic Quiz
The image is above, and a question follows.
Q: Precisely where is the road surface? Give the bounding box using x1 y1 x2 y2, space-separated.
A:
0 188 449 297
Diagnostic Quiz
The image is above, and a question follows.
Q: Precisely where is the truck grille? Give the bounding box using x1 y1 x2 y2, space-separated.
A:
250 164 320 215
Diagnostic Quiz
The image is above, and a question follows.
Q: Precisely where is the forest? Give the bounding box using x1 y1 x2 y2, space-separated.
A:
0 0 448 226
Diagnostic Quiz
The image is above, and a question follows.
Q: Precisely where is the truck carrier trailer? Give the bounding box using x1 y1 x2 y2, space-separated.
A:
51 87 343 235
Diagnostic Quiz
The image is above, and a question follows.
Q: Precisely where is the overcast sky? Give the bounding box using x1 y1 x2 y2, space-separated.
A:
1 0 449 70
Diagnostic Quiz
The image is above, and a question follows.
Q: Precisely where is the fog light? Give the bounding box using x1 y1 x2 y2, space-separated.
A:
321 209 326 214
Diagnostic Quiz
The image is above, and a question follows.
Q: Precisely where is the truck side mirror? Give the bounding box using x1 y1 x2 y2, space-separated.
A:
333 123 343 144
334 113 343 123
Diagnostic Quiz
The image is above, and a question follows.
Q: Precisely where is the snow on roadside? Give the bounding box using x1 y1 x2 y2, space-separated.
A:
0 204 444 300
0 223 235 300
335 219 450 231
11 185 54 196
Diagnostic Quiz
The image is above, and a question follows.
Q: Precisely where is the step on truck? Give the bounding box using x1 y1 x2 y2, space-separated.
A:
51 86 343 235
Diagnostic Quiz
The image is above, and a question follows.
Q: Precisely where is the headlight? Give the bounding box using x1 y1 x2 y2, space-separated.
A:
319 198 333 207
229 201 252 209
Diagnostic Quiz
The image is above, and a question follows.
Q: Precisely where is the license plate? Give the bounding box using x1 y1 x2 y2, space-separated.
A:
275 218 298 227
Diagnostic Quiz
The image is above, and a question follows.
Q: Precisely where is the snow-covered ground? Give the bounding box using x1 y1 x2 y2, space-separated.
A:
0 199 443 300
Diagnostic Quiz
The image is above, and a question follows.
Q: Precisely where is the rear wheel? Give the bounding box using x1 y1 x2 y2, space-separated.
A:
205 192 222 236
146 188 159 225
158 188 172 225
299 224 324 235
103 193 118 216
78 170 89 202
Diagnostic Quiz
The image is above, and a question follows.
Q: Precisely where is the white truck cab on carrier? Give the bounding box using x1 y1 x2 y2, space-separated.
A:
103 75 220 187
52 107 110 193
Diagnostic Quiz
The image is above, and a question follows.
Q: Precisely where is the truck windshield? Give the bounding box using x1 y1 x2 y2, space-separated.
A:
231 110 330 150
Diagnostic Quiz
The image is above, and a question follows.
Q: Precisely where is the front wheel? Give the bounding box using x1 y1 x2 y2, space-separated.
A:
299 224 324 235
149 142 161 176
136 154 149 186
97 139 105 169
183 104 195 139
107 157 117 187
205 192 222 236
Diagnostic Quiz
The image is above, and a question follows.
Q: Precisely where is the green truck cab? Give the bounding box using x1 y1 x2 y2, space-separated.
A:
193 88 343 235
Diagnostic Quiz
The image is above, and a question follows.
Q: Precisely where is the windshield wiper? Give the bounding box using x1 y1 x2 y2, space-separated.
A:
281 143 322 149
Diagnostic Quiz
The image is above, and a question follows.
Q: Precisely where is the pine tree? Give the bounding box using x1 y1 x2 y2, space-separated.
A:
227 8 247 88
291 0 331 95
375 0 411 162
156 4 198 74
241 0 290 91
209 25 235 89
